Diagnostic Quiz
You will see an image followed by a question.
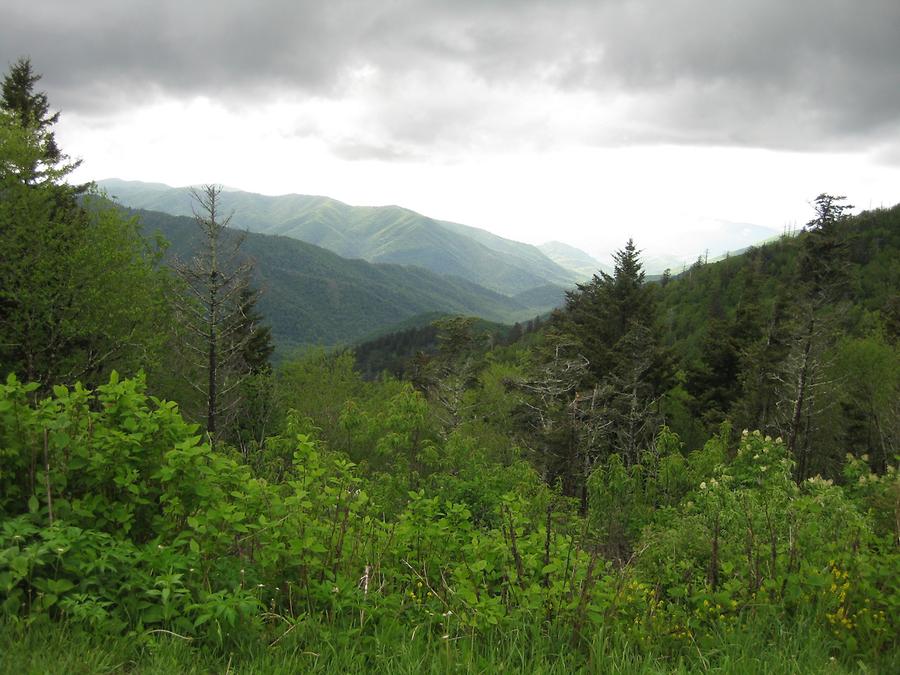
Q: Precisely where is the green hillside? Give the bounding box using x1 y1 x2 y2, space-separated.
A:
658 203 900 359
510 283 567 309
538 240 611 278
101 179 580 295
646 202 900 453
134 208 562 352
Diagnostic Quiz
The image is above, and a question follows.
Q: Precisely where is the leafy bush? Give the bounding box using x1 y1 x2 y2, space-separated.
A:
1 373 897 667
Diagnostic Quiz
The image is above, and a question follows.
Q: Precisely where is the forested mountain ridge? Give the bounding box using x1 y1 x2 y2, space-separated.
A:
100 178 580 295
658 202 900 358
134 207 563 351
650 201 900 465
344 201 899 480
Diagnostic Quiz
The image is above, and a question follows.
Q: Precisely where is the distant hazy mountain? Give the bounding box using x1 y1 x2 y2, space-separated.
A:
641 220 780 274
101 179 578 296
133 207 562 352
538 241 611 279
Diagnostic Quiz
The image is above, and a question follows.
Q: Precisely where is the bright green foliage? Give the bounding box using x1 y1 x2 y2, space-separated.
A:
826 332 899 473
636 431 898 657
1 373 896 670
0 374 264 641
275 348 386 452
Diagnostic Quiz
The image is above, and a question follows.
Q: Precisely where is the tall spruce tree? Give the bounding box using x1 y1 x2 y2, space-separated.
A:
1 58 73 184
558 239 658 382
534 239 671 508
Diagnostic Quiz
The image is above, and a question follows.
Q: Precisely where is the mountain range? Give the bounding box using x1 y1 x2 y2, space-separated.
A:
106 179 787 353
100 179 590 296
133 208 562 353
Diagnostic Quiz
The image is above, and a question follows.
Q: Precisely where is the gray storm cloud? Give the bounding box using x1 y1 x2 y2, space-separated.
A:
2 0 898 155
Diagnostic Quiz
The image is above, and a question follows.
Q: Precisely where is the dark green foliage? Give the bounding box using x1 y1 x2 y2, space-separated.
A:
657 202 900 470
353 313 544 381
525 240 673 508
685 316 742 426
354 320 440 380
800 193 854 301
232 288 275 376
556 239 667 386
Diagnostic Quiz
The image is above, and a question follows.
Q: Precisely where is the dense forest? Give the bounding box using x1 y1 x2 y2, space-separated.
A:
1 59 898 673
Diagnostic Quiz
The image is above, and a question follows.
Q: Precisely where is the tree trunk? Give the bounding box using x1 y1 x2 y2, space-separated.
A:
787 318 813 477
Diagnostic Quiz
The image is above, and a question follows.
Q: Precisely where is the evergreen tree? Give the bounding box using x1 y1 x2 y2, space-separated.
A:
0 58 77 185
799 193 853 303
231 287 274 375
529 240 672 507
685 316 741 427
222 287 276 456
557 239 658 383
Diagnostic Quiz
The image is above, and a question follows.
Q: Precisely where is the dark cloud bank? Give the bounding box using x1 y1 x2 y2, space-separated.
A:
3 0 898 156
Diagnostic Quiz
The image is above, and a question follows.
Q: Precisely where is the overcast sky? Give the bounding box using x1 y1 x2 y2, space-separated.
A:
3 0 899 264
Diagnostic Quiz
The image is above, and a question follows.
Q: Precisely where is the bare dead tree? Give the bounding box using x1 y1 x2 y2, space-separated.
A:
515 341 589 433
775 194 853 477
511 340 604 503
569 384 614 513
422 317 487 434
773 307 842 480
171 185 258 446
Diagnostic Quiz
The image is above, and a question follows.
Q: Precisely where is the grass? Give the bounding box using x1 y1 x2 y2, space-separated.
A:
1 615 896 674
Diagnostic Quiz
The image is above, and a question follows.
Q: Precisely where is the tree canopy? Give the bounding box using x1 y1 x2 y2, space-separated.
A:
0 62 171 389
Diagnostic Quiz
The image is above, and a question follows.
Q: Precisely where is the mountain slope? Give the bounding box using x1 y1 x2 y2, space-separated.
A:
538 241 610 279
432 219 577 287
134 208 560 351
101 179 579 295
657 203 900 359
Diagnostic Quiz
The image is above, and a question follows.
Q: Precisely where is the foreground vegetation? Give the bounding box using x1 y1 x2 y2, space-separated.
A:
2 613 886 674
1 59 898 672
1 374 897 672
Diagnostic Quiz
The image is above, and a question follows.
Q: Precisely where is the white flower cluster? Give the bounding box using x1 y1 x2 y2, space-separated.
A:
699 478 719 491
